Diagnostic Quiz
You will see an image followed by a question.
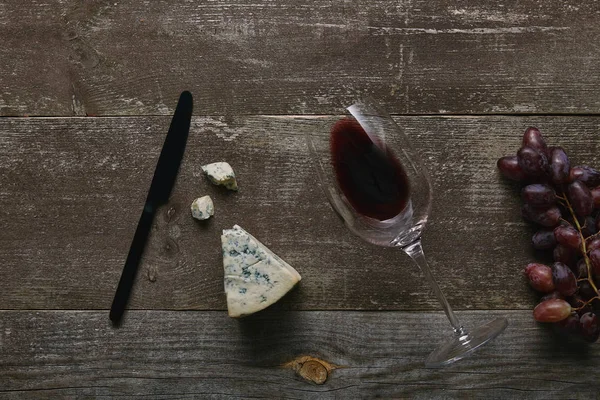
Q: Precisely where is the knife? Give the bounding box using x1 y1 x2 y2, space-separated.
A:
109 91 193 324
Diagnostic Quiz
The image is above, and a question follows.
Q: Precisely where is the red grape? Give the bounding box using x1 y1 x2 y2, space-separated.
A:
587 237 600 252
552 262 577 296
517 146 549 178
553 225 582 251
549 147 570 185
579 312 600 342
522 184 556 208
568 181 594 217
497 156 527 181
573 258 588 279
522 205 561 227
522 127 549 156
591 187 600 208
593 298 600 312
533 299 571 322
582 216 598 237
588 248 600 276
555 313 581 336
579 281 597 300
532 230 557 250
524 263 555 293
570 166 600 187
553 244 577 267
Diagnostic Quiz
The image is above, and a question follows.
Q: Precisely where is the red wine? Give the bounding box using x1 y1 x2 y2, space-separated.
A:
330 118 410 221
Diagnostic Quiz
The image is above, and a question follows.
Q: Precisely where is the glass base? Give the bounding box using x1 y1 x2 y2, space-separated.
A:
425 317 508 367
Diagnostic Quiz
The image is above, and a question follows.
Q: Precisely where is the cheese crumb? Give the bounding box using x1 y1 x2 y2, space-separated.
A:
191 195 214 220
201 162 238 191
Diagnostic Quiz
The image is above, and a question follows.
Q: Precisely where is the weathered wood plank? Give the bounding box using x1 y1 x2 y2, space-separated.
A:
1 0 600 116
0 310 598 398
0 1 74 116
1 115 599 310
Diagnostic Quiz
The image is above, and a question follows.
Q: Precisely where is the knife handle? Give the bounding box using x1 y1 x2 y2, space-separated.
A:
109 204 155 324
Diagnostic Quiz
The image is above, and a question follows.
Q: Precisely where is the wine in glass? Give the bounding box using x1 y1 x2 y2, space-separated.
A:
306 99 508 367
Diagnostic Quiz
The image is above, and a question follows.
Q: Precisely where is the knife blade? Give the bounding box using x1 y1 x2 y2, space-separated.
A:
109 91 193 324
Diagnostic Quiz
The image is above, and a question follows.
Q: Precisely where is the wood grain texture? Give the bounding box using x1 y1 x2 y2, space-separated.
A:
2 115 600 311
1 0 600 116
1 310 598 399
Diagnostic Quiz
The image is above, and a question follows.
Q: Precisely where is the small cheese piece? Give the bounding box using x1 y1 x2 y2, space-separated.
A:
201 162 238 191
190 196 214 220
222 225 301 318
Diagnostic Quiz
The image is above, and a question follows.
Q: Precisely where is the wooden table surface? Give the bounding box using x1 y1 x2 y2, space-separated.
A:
2 1 600 398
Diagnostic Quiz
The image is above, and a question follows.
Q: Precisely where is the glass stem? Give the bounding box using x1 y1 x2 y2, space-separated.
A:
403 239 465 335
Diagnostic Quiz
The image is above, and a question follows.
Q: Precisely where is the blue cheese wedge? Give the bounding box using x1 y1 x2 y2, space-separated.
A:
190 196 214 220
222 225 301 318
201 162 238 191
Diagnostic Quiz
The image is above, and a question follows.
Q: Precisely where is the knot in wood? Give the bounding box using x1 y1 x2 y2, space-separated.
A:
282 355 339 385
299 360 328 384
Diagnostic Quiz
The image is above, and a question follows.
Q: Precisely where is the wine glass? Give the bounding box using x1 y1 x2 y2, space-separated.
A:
306 99 508 367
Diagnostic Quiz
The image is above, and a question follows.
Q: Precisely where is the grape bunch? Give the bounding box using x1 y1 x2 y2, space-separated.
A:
498 127 600 343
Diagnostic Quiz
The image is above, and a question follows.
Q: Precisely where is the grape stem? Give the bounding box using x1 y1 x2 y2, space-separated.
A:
573 296 600 311
561 191 600 295
558 217 571 225
581 219 589 230
586 230 600 242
